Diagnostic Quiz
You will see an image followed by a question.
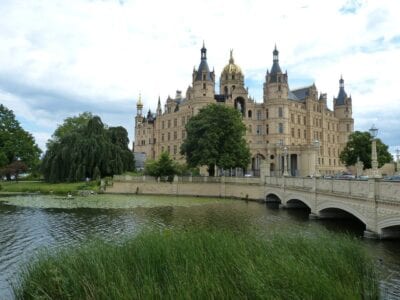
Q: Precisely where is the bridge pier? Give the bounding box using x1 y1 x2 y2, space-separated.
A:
363 230 380 239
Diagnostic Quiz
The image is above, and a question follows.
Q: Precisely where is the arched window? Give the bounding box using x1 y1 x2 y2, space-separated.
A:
248 110 252 118
224 86 228 95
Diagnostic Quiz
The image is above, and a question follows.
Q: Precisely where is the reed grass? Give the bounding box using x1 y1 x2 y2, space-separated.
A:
15 228 378 299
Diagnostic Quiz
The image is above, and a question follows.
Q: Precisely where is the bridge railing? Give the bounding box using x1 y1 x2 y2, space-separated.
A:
265 176 400 203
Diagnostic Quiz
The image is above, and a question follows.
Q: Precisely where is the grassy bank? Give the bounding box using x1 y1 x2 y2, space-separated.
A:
15 229 378 299
0 181 97 195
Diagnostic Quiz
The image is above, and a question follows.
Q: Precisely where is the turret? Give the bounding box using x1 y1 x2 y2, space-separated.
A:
263 45 289 102
334 76 354 145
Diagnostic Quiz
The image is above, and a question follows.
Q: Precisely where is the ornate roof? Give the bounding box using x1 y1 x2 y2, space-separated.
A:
222 50 242 76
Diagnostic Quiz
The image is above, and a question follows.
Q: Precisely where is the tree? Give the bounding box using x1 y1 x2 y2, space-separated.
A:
145 152 178 180
41 115 135 182
0 104 41 179
47 112 93 147
181 104 251 176
340 131 393 169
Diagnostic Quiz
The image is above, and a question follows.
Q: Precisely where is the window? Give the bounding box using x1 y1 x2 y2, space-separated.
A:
174 118 177 127
162 121 165 129
161 146 164 152
266 109 269 119
203 74 206 81
304 130 307 139
291 128 294 137
297 115 300 124
298 129 301 138
167 132 170 141
168 120 171 128
257 110 262 120
304 116 306 125
266 124 269 135
248 110 252 118
181 116 185 126
278 107 283 118
182 130 185 139
346 124 350 132
278 123 283 134
232 75 235 80
174 131 177 140
291 114 294 123
248 125 252 133
162 134 164 142
257 125 262 135
203 83 206 89
174 145 177 155
167 146 170 154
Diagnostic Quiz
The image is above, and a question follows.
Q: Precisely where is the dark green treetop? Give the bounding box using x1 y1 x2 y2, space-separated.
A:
340 131 392 169
181 104 250 176
0 104 41 179
41 115 134 182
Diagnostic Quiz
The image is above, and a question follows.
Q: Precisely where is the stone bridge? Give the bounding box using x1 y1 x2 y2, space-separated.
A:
109 174 400 239
264 176 400 239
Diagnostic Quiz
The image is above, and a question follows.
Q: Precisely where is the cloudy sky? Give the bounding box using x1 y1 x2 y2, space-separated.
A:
0 0 399 155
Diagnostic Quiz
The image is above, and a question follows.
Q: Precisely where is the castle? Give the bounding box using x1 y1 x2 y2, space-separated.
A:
134 44 354 177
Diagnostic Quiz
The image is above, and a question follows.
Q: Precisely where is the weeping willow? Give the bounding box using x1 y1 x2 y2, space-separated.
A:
41 116 134 182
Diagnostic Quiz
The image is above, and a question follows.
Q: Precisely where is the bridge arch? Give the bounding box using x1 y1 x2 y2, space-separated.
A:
378 217 400 238
265 193 282 204
284 194 312 210
316 202 369 228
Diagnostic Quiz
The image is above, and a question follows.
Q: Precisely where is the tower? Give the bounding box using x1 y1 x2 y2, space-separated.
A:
263 46 290 146
334 76 354 145
263 46 289 102
191 42 215 101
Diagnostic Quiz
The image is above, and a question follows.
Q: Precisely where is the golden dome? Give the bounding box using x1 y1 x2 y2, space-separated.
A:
222 50 242 75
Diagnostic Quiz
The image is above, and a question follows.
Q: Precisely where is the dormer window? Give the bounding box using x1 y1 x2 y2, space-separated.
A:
232 75 235 80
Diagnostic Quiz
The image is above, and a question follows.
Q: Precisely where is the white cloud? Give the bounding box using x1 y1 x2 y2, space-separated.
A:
0 0 399 151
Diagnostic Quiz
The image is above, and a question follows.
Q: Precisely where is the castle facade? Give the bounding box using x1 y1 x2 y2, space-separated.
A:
134 44 354 177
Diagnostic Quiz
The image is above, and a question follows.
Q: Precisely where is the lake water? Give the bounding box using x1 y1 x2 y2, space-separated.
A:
0 194 399 299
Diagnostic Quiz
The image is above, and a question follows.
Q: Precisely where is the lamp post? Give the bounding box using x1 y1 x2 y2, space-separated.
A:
313 139 321 177
283 146 289 177
369 124 381 178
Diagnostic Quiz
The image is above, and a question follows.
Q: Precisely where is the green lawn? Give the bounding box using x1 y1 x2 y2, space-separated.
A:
0 181 98 195
15 228 378 299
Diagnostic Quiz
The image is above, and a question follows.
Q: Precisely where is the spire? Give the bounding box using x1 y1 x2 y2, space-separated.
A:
137 93 143 108
157 96 162 115
335 76 348 106
195 41 211 81
270 45 282 74
201 41 207 60
136 93 143 116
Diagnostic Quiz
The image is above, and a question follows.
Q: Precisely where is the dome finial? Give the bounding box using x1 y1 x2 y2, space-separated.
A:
229 49 234 64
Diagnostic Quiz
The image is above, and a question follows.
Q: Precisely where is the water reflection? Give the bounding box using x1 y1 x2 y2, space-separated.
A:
0 195 399 299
